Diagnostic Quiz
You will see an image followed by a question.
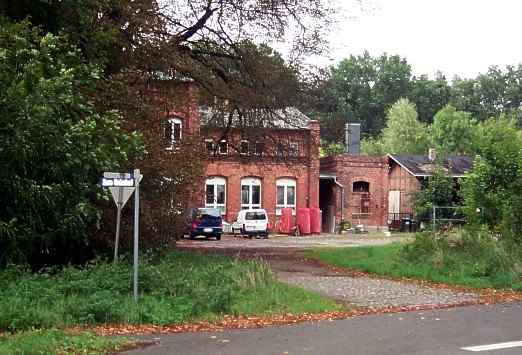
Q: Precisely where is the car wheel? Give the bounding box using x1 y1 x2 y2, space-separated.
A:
189 234 195 240
216 234 221 241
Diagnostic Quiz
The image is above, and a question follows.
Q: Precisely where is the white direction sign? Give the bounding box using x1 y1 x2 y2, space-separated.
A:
102 172 134 187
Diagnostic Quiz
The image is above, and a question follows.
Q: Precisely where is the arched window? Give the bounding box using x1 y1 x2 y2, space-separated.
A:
205 177 226 215
241 177 261 209
353 181 370 193
165 117 182 149
276 178 296 215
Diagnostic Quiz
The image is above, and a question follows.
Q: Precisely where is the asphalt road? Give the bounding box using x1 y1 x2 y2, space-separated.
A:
123 302 522 355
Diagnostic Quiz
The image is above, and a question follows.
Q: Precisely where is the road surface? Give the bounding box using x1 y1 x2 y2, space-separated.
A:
123 302 522 355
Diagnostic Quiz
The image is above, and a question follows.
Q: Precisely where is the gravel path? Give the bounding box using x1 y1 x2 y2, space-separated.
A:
178 234 480 309
277 271 479 308
267 257 479 309
178 233 409 250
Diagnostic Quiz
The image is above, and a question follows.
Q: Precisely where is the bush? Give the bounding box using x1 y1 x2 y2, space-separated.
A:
401 227 522 285
0 18 142 267
0 250 339 331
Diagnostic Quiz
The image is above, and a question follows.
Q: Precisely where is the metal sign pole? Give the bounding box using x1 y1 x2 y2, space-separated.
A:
114 202 122 264
133 168 140 303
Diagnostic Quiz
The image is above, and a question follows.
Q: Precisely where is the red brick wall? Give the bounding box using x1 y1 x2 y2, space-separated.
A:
198 120 320 225
202 161 312 224
320 155 389 227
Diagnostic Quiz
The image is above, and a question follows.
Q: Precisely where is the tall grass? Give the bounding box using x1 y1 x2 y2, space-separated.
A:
307 233 522 291
0 329 130 355
0 250 341 332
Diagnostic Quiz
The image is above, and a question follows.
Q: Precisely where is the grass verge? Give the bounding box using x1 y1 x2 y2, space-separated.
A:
307 242 522 290
0 329 132 355
0 250 341 333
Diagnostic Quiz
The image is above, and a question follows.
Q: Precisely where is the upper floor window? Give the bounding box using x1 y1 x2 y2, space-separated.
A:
276 178 296 215
353 181 370 193
165 117 182 149
205 139 214 155
241 177 261 209
276 143 285 158
218 140 228 155
289 143 299 157
240 140 249 155
254 142 264 157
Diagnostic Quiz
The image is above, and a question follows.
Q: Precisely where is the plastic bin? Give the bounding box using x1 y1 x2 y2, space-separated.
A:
297 208 311 235
309 208 321 234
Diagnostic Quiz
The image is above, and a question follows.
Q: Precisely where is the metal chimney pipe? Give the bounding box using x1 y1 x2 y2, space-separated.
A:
345 123 361 155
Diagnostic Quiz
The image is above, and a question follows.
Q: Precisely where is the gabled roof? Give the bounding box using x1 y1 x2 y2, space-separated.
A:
388 154 473 177
199 106 310 130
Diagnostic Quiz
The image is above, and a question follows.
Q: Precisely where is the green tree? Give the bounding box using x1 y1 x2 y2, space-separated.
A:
414 170 455 222
379 98 430 155
0 19 141 266
408 73 451 124
328 52 412 137
460 117 522 239
431 105 478 156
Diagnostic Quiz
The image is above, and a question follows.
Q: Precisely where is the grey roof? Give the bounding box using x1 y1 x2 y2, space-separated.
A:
199 106 310 129
388 154 473 177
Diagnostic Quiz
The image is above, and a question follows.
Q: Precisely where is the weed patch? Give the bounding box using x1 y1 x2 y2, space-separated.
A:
0 250 341 332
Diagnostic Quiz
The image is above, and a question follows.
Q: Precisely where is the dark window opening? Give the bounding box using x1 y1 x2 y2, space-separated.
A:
173 122 181 142
276 143 284 157
240 140 249 155
353 181 370 193
254 142 264 157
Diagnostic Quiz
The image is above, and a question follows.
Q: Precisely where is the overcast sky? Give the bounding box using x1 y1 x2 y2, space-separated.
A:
315 0 522 79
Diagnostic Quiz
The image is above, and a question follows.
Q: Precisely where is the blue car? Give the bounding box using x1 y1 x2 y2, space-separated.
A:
185 208 223 240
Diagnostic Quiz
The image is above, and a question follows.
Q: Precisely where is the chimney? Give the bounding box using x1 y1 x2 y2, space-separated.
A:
345 123 361 155
428 148 437 162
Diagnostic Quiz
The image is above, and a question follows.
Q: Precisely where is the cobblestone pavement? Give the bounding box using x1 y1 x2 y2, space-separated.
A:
277 272 479 308
266 257 480 309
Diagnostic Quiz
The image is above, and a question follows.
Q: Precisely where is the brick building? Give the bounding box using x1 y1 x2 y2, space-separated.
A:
319 151 473 231
160 82 320 226
200 119 320 226
320 155 389 231
160 84 472 232
387 154 473 221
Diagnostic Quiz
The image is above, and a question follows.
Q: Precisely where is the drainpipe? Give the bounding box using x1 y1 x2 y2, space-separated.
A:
333 178 344 232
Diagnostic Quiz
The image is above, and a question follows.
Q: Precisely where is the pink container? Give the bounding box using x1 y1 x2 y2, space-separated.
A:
310 208 321 234
279 208 293 234
297 208 311 235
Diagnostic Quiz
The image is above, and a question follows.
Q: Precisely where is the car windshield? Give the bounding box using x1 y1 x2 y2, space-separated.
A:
198 208 221 218
245 212 266 220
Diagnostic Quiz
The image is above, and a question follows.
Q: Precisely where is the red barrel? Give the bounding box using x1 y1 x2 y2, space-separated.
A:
297 208 311 235
279 208 293 234
310 208 321 234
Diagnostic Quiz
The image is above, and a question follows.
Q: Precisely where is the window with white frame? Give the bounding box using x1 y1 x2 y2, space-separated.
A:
276 178 296 215
205 139 214 155
241 177 261 209
240 140 249 155
289 143 299 157
205 177 226 215
218 140 228 155
165 117 182 149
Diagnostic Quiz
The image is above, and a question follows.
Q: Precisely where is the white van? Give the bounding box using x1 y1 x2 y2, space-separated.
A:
232 209 269 238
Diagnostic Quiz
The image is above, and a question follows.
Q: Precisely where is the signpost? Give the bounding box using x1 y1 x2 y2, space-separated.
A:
100 169 143 303
102 172 135 264
132 169 142 303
